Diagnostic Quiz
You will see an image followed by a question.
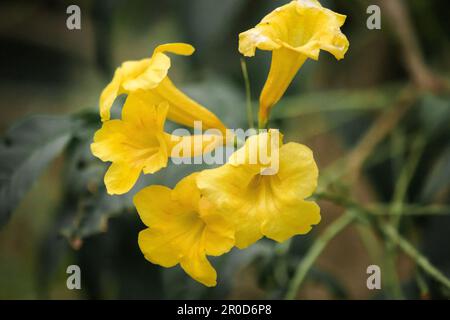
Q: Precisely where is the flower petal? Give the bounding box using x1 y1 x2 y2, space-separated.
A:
170 172 201 210
134 185 173 227
261 199 321 242
91 120 128 163
197 164 263 249
99 58 151 122
138 228 179 268
238 29 281 57
104 162 141 195
278 142 319 199
155 77 228 134
122 53 170 92
180 250 217 287
99 68 123 122
197 164 260 209
121 94 169 132
199 198 235 256
234 213 264 249
259 47 307 126
142 152 168 174
154 43 195 56
229 129 282 168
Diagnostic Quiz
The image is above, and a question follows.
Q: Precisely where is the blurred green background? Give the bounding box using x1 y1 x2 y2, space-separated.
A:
0 0 449 299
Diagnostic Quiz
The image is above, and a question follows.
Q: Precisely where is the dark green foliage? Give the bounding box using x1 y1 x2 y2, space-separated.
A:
0 116 74 227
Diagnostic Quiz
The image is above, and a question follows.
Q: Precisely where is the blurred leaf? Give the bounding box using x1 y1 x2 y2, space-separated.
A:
421 145 450 202
180 0 247 49
36 212 71 298
417 94 450 138
271 85 400 119
74 214 164 299
59 136 127 242
182 76 247 129
0 115 74 227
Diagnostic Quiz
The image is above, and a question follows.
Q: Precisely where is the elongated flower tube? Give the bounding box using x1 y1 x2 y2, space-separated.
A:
197 130 320 249
134 173 234 287
239 0 349 127
99 43 227 134
91 92 222 195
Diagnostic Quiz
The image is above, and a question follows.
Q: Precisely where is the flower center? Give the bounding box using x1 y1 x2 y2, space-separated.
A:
247 174 281 200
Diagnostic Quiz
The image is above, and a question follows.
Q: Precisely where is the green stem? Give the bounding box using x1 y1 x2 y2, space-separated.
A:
385 135 424 298
240 58 254 129
415 270 430 299
383 224 450 290
391 135 425 228
285 211 356 300
384 241 404 299
315 191 450 216
370 204 450 216
356 223 382 264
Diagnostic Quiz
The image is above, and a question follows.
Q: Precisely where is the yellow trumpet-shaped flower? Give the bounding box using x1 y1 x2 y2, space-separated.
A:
134 173 234 287
100 42 227 134
239 0 349 127
91 93 222 195
197 130 320 249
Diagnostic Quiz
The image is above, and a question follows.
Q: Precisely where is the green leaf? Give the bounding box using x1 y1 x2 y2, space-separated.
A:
0 115 74 227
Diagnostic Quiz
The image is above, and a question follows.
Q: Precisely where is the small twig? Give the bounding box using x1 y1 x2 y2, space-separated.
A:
285 211 356 300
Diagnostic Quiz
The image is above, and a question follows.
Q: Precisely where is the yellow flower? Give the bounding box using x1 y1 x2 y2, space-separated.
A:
239 0 349 127
197 130 320 249
91 92 222 195
134 173 234 287
99 43 227 134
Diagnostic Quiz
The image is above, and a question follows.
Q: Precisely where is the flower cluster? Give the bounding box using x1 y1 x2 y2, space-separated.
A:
91 0 348 286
